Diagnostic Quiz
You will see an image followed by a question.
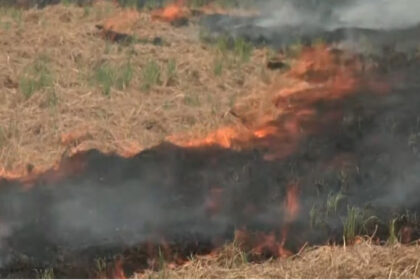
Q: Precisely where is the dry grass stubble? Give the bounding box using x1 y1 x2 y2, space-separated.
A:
140 241 420 278
0 2 274 172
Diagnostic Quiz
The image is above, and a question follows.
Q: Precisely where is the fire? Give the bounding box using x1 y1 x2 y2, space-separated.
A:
1 38 385 187
97 9 140 41
253 231 290 258
0 168 28 181
168 44 390 164
168 127 246 149
232 183 300 259
150 0 259 23
151 0 187 22
101 182 301 277
253 126 278 139
279 183 301 257
0 153 86 188
277 183 301 257
284 183 300 222
112 258 126 279
0 41 396 278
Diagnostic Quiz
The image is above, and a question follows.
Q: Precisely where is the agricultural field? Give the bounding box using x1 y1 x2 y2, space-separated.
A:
0 0 419 278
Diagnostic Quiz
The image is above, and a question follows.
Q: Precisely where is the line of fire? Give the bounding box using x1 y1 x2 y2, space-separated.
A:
0 0 420 278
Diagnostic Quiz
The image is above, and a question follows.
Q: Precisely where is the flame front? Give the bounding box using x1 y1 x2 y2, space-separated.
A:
151 0 187 22
0 41 396 277
168 45 386 162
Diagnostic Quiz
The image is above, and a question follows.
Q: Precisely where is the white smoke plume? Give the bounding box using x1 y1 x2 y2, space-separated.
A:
255 0 420 30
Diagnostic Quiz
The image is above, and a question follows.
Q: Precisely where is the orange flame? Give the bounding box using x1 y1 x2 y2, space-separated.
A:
168 127 246 149
0 42 396 275
284 183 300 222
168 45 390 163
0 154 87 189
112 258 126 279
232 183 300 259
234 229 293 259
0 45 390 192
151 0 187 22
97 9 141 42
278 183 301 256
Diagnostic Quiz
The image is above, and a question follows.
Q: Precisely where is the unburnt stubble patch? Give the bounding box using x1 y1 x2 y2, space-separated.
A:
0 2 269 171
141 60 161 91
19 55 53 99
93 60 133 96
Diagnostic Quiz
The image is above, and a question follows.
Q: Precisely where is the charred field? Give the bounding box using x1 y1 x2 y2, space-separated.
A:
1 0 420 278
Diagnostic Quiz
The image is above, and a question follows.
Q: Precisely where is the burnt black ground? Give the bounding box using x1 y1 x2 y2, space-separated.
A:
0 57 419 277
1 0 420 277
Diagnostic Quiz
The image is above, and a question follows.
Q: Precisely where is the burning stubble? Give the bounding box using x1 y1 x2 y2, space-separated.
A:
0 0 420 278
1 52 420 276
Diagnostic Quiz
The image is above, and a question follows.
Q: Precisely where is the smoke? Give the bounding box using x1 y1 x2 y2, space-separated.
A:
1 1 420 276
255 0 420 30
1 61 420 275
201 0 420 53
332 0 420 30
0 146 289 271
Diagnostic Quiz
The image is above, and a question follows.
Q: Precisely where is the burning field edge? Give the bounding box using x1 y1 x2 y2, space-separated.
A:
1 0 420 279
139 240 420 279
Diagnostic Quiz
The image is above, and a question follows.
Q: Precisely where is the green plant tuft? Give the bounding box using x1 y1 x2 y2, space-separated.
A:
234 37 253 62
141 60 161 91
35 268 54 279
388 218 398 244
94 60 133 95
116 61 133 90
213 58 224 76
342 206 363 243
165 59 177 85
326 192 346 216
19 55 53 99
94 63 115 96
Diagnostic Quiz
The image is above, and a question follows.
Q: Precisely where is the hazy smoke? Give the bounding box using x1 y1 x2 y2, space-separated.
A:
332 0 420 30
255 0 420 30
1 64 420 273
1 0 420 276
202 0 420 53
